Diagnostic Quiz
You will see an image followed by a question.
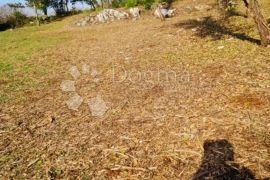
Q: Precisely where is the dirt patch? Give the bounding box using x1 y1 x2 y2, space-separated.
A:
230 93 269 109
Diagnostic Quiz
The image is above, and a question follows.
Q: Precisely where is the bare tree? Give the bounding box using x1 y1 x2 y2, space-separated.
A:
25 0 41 25
218 0 270 46
242 0 270 46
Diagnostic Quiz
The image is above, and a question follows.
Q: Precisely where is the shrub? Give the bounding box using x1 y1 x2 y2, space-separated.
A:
112 0 121 8
141 0 155 9
123 0 154 9
158 0 173 6
0 22 10 31
125 0 138 8
0 11 28 30
12 11 27 27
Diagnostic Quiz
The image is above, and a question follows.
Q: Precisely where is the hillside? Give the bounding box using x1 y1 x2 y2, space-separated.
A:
0 0 269 179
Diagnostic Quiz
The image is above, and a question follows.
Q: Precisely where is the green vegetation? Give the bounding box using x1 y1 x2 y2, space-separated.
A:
8 11 28 28
122 0 156 9
125 0 139 8
0 0 270 179
143 0 155 9
0 19 71 104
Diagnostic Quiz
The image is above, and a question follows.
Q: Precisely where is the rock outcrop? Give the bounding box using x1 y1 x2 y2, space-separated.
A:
75 9 129 26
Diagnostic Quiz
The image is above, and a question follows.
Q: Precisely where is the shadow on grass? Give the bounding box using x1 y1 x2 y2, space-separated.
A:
175 16 260 45
193 139 255 179
267 17 270 25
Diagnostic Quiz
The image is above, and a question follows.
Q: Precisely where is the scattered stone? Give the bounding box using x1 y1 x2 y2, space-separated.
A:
196 17 203 22
217 45 225 49
74 9 129 26
194 4 211 11
154 6 176 19
154 7 165 20
60 80 76 92
96 9 129 23
185 5 193 11
167 9 176 17
75 15 96 26
129 7 140 20
192 28 198 32
227 37 234 41
176 28 185 33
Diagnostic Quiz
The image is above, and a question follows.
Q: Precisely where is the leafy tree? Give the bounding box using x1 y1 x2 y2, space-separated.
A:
50 0 72 15
7 3 25 10
41 0 50 16
6 3 27 28
25 0 43 25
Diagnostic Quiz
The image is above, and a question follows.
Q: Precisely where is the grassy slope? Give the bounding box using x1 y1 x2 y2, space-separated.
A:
0 18 73 104
0 1 269 105
0 1 269 179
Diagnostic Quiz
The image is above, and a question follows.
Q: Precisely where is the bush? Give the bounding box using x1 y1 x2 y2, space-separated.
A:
123 0 154 9
141 0 155 9
12 11 27 27
112 0 121 8
125 0 138 8
0 22 10 31
218 0 237 14
158 0 173 6
0 11 28 30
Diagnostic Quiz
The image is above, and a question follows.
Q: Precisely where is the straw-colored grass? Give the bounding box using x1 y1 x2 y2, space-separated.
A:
0 0 269 179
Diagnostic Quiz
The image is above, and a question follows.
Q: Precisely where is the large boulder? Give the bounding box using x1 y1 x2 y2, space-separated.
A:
194 4 212 11
96 9 129 23
75 15 96 26
154 6 176 20
75 9 129 26
129 7 140 20
154 7 164 20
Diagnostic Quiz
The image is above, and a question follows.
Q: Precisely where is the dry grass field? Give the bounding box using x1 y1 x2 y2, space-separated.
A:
0 0 269 179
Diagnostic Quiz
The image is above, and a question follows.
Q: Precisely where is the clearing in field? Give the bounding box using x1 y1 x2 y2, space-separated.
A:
0 0 269 179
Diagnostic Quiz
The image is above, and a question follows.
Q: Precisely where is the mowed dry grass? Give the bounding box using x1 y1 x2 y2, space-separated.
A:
0 0 270 179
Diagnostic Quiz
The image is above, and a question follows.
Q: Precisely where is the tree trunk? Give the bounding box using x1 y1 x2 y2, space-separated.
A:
34 4 40 26
60 0 65 13
65 0 69 12
89 0 96 10
243 0 270 46
107 0 111 8
100 0 104 8
43 7 48 16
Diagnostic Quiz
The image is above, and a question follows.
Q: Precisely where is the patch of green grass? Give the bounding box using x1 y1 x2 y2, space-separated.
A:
0 17 73 105
6 78 39 92
0 94 9 104
0 63 14 74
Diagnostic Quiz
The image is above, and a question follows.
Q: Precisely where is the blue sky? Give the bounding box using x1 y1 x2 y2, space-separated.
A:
0 0 24 6
0 0 91 16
